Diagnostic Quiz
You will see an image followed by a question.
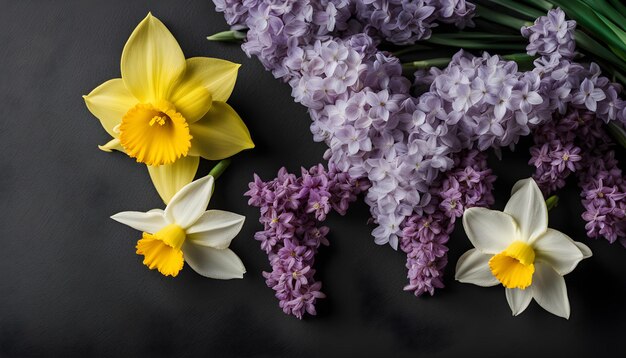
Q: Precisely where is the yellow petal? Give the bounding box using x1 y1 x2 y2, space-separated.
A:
147 155 199 204
98 138 126 153
172 57 240 105
136 233 184 277
188 102 254 160
121 13 186 103
170 58 233 124
84 78 137 137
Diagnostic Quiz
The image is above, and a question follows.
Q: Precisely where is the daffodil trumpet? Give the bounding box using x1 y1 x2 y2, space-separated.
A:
111 174 246 279
455 178 592 319
84 13 254 204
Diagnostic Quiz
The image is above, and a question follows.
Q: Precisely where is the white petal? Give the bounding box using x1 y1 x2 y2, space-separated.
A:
574 241 592 259
455 249 500 287
164 175 214 229
183 242 246 279
110 211 168 233
533 229 584 275
462 208 519 254
531 262 570 319
505 178 548 242
505 288 533 316
186 210 245 249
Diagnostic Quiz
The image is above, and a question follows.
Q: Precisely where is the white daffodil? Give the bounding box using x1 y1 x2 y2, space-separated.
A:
111 174 246 279
455 178 592 319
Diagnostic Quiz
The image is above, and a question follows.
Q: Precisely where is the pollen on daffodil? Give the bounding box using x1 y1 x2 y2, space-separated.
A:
455 178 592 319
111 174 246 279
84 13 254 203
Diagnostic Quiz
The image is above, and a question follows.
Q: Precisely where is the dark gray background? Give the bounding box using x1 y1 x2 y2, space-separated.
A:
1 1 625 357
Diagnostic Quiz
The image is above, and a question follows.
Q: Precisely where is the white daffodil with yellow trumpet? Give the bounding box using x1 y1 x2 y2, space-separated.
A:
455 178 592 319
112 173 246 279
84 13 254 203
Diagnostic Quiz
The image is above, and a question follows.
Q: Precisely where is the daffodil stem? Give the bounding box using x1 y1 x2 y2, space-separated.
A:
546 195 559 211
208 159 231 180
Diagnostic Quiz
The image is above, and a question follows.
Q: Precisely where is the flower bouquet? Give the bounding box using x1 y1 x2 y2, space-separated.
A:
83 0 625 322
208 0 625 319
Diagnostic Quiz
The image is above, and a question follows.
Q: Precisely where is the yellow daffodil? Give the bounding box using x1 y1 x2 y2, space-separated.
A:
84 13 254 203
455 178 592 319
112 174 246 279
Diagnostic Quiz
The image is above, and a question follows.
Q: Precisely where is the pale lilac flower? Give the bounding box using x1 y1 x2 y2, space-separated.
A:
572 78 606 112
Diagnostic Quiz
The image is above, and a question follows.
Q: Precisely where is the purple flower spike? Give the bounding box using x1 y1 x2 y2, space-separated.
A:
400 150 496 297
246 164 369 318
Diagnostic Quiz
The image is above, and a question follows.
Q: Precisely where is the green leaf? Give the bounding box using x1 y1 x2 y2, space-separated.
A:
594 12 626 60
576 31 626 73
580 0 626 32
608 0 626 18
475 6 533 31
476 0 544 20
519 0 553 12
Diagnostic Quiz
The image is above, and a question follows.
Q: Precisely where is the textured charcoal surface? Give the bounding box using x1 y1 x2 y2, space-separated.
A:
0 1 624 357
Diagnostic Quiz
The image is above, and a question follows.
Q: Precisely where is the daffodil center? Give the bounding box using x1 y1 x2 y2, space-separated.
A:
489 241 536 289
149 115 168 126
119 100 192 166
135 224 186 278
153 224 187 250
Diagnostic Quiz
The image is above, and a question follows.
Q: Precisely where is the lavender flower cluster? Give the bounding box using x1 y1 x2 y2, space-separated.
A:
522 9 626 245
354 0 475 45
215 2 626 303
521 8 575 60
400 149 495 296
245 164 368 318
530 109 626 245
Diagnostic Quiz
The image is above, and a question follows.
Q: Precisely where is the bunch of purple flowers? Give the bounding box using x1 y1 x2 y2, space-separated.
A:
245 164 368 318
215 1 626 313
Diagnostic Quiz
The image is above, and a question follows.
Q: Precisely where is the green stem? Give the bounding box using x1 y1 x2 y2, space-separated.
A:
392 44 433 56
208 159 232 180
502 53 534 63
402 53 534 70
425 36 526 50
402 58 452 70
429 33 522 41
402 53 535 70
545 195 559 211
